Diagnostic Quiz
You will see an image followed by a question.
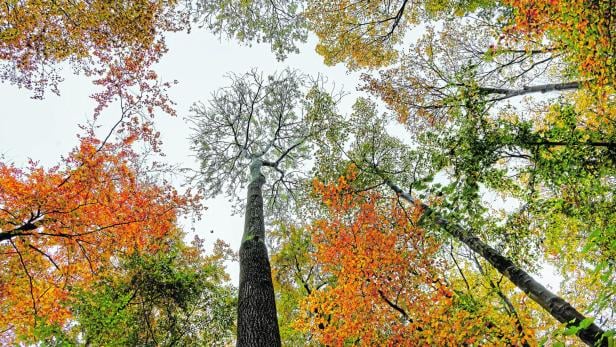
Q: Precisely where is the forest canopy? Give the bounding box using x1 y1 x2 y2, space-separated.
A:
0 0 614 346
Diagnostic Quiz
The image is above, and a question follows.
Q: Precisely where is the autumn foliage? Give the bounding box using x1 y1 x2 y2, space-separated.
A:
0 136 196 342
0 0 185 119
504 0 614 86
1 0 613 345
288 168 533 346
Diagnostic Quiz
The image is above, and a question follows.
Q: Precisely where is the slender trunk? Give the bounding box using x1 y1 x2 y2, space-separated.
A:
386 180 607 347
237 160 281 347
481 81 581 101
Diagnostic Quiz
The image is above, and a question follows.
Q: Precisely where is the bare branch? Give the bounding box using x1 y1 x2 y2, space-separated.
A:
10 240 37 317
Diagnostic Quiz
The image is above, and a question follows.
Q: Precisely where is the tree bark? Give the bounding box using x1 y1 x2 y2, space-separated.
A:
386 180 607 347
0 223 37 242
237 161 281 347
481 81 581 101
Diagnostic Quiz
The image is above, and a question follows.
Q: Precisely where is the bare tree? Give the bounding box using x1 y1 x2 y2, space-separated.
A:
189 68 337 346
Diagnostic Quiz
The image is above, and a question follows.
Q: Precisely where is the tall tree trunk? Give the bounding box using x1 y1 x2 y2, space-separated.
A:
237 161 281 347
386 180 607 347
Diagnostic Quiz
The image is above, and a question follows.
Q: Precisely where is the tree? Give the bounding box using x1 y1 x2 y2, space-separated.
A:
353 9 615 341
308 98 610 346
0 0 185 116
191 0 308 60
292 0 615 343
189 69 337 346
28 235 236 346
0 135 196 343
296 168 534 345
502 0 614 87
269 223 324 346
305 0 493 69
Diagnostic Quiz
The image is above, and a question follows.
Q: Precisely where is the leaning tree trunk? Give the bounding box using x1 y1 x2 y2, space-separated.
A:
386 180 607 347
237 161 281 347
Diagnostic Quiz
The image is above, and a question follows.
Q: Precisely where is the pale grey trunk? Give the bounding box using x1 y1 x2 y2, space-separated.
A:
236 160 281 347
480 81 581 99
386 180 606 347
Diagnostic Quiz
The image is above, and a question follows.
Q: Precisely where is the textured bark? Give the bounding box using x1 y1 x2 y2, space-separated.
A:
237 169 281 347
386 180 607 347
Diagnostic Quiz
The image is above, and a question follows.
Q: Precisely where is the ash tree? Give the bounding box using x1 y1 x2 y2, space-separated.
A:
189 68 339 347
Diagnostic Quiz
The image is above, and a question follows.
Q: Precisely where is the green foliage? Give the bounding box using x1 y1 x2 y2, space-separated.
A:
27 318 74 347
192 0 307 60
29 237 236 346
270 224 323 345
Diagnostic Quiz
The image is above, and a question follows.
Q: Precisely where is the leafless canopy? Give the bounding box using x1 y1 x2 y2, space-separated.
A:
189 68 337 215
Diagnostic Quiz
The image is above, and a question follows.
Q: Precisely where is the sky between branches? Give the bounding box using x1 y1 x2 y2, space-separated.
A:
0 28 361 283
0 27 561 289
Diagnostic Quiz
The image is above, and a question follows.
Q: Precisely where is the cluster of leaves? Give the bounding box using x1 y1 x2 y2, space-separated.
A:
28 236 237 346
271 168 537 345
306 0 497 69
503 0 615 86
0 0 187 119
189 68 346 219
0 136 205 343
191 0 308 60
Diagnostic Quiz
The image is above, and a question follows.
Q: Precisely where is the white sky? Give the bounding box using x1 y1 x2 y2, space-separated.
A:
0 29 363 283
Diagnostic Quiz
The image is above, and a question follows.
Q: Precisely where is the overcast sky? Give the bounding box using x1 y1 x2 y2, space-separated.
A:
0 29 363 283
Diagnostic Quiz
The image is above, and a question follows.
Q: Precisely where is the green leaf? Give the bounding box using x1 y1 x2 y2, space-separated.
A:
563 326 579 336
579 317 594 329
